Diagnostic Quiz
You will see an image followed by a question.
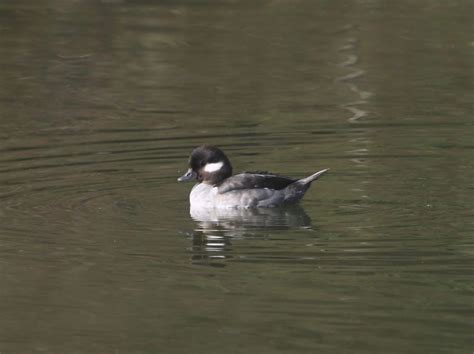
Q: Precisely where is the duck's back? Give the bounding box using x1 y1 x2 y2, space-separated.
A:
217 172 296 194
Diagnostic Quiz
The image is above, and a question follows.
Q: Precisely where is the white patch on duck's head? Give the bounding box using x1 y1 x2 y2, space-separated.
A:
203 161 224 173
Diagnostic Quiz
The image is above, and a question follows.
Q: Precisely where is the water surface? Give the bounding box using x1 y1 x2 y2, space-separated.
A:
0 1 472 353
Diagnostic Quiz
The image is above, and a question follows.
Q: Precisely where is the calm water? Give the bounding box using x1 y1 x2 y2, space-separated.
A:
0 1 473 353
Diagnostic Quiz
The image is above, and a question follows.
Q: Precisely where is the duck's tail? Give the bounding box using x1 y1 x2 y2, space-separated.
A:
282 168 329 204
298 168 330 185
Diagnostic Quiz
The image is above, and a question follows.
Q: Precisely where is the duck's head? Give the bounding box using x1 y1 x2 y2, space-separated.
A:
177 145 232 185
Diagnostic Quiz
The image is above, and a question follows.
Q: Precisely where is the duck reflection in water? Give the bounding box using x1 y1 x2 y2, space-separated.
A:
188 205 313 266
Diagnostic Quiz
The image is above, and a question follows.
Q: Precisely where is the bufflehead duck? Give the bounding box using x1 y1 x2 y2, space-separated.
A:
178 145 328 209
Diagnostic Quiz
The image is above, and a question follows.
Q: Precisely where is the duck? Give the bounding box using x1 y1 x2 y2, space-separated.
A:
177 145 328 209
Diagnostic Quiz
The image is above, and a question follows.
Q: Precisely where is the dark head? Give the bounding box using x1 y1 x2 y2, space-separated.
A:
177 145 233 185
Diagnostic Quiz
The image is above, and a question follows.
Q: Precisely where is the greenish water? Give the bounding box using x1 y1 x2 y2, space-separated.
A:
0 1 472 353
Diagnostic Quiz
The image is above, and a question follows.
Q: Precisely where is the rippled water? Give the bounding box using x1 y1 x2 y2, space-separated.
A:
0 1 473 353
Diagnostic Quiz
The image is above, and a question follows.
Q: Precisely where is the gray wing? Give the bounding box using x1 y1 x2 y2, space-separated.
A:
217 172 297 194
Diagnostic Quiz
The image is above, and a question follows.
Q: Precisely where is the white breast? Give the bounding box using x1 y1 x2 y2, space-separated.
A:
190 183 219 208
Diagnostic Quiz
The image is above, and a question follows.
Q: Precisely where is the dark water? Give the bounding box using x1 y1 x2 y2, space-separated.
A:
0 1 473 353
